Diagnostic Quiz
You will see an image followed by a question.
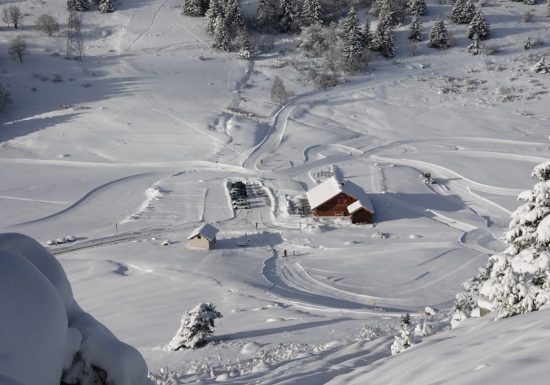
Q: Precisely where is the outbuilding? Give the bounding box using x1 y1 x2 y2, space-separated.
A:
187 223 219 250
306 176 375 224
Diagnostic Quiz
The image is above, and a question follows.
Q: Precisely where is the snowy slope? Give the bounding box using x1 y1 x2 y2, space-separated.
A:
1 0 550 383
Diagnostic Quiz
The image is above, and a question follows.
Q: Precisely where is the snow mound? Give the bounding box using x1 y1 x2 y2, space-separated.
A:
0 233 151 385
240 341 261 355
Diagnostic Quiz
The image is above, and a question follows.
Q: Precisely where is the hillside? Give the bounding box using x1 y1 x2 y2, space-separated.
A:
0 0 549 383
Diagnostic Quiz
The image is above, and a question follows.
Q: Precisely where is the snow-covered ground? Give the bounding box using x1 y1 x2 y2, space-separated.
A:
1 0 550 383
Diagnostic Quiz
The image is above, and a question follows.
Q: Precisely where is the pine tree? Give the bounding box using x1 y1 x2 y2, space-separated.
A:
467 34 482 54
98 0 116 13
301 0 322 27
182 0 204 16
236 28 254 59
212 14 230 51
67 0 89 11
372 0 395 57
428 17 451 49
362 19 372 49
453 161 550 323
407 0 427 17
271 75 290 104
205 0 223 35
408 16 422 41
342 6 365 71
167 303 222 350
468 10 489 40
256 0 279 30
391 313 414 355
450 0 475 24
224 0 245 34
278 0 295 32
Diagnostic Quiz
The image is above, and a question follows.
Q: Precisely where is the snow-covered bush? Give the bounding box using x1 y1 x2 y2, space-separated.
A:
167 303 223 350
390 313 414 355
453 161 550 323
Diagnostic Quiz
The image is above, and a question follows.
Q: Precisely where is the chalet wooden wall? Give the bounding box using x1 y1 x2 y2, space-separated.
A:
312 193 356 216
351 209 374 224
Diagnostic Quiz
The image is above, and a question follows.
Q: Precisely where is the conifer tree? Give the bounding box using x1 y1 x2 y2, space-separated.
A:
256 0 279 30
408 16 422 41
236 28 254 59
301 0 322 27
182 0 204 16
391 313 414 355
212 14 230 51
468 10 489 40
98 0 116 13
450 0 475 24
167 303 222 350
224 0 245 34
407 0 427 17
278 0 295 32
342 6 365 71
428 17 451 48
205 0 223 35
362 19 372 49
467 34 481 54
372 0 395 57
67 0 89 11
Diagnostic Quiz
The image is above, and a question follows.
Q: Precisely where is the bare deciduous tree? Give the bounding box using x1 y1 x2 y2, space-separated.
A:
2 6 24 29
8 36 27 63
66 9 84 60
36 14 60 37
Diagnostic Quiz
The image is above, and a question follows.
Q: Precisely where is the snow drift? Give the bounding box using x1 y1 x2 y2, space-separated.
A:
0 233 150 385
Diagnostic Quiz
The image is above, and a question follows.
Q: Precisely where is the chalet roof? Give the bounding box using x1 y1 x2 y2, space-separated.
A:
187 223 219 241
306 176 374 213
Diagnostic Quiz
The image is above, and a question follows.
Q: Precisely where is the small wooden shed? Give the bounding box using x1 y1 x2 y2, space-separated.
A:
187 223 218 250
347 200 375 224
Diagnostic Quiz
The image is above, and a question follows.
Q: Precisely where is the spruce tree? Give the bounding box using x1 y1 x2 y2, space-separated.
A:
450 0 475 24
408 16 422 41
98 0 116 13
256 0 279 30
212 14 230 51
205 0 223 35
167 303 222 350
225 0 245 34
67 0 89 11
428 17 450 48
407 0 427 17
236 28 254 59
362 19 372 50
301 0 322 27
342 6 365 71
278 0 295 32
453 161 550 323
372 0 395 57
182 0 204 16
467 34 481 54
468 10 489 40
391 313 414 355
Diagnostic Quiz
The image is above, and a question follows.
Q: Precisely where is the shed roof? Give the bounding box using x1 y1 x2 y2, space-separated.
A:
188 223 219 241
306 176 374 213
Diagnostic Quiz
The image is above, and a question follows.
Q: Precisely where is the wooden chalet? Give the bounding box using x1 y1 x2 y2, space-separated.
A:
187 223 219 250
306 177 375 224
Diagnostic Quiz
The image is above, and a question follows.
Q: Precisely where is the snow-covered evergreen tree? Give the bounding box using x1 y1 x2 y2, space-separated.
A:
182 0 204 16
467 34 482 54
256 0 279 30
167 303 223 350
98 0 116 13
468 10 489 40
408 16 422 41
67 0 88 11
531 57 549 73
342 6 365 71
453 161 550 323
271 75 290 104
224 0 245 34
428 17 451 49
372 0 395 57
362 19 372 49
278 0 295 32
212 14 230 51
407 0 427 17
236 28 254 60
450 0 476 24
205 0 223 35
391 313 414 355
301 0 322 27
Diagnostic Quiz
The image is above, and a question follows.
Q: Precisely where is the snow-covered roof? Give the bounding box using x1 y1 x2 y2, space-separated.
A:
306 176 374 213
188 223 219 241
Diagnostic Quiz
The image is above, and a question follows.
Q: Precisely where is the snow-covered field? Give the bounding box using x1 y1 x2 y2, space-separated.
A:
1 0 550 383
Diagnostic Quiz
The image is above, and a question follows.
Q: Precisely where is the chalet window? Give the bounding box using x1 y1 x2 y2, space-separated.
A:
339 194 346 203
197 235 201 239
